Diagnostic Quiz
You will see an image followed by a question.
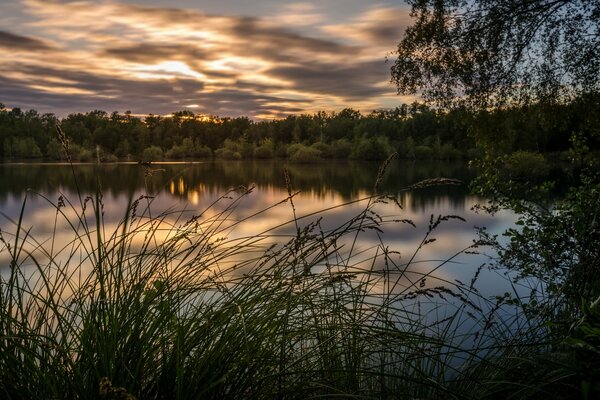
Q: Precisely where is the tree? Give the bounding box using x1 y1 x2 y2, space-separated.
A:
391 0 600 109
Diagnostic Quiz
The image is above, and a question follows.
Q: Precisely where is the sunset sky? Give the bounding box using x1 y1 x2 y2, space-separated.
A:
0 0 414 119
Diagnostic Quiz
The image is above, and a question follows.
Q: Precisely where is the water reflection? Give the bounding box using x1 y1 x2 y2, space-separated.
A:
0 160 515 298
0 160 473 207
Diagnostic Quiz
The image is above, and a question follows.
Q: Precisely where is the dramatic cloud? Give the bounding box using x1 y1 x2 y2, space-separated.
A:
0 0 414 118
274 3 325 26
0 30 53 51
322 7 412 47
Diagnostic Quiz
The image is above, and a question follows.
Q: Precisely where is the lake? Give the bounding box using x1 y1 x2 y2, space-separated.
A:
0 159 516 300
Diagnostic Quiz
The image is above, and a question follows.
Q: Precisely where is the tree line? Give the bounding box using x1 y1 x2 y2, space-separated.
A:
0 99 597 162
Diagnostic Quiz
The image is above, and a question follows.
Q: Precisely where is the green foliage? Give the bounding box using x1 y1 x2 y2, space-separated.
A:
330 139 352 159
352 136 392 160
288 145 322 163
2 100 597 162
399 136 416 159
102 153 119 163
165 138 195 159
501 151 551 184
3 137 43 158
285 143 305 158
215 148 242 160
142 146 163 162
438 143 462 159
563 296 600 399
414 145 433 159
46 138 65 160
392 1 600 108
392 2 600 395
195 145 212 159
472 153 600 396
310 141 332 158
78 149 93 162
253 139 274 159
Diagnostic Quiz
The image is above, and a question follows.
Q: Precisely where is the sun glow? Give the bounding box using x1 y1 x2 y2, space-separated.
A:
131 61 206 80
205 56 269 72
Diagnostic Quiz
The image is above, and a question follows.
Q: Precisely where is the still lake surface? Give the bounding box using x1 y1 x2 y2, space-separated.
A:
0 160 516 299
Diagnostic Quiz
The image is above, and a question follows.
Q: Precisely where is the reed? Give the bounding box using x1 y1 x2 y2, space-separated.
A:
0 153 549 399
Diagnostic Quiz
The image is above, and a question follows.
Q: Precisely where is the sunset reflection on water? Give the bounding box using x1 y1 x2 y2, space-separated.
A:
0 160 516 299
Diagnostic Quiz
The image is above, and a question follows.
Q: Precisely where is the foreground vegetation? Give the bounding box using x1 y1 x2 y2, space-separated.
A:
0 158 497 398
0 144 598 398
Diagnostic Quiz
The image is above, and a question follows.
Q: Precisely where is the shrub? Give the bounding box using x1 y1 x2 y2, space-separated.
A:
195 145 212 158
310 142 332 158
352 137 392 160
142 146 164 162
438 143 462 159
399 137 416 159
78 149 93 162
275 144 289 158
289 146 322 163
215 148 241 159
414 145 433 159
502 151 550 183
46 138 65 160
330 139 352 159
286 143 305 158
254 142 274 159
165 145 186 159
102 153 119 163
3 137 43 158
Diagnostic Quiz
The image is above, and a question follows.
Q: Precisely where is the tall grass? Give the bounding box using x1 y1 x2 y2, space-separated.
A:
0 151 548 398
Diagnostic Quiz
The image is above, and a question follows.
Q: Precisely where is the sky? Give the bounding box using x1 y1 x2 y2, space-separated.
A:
0 0 414 119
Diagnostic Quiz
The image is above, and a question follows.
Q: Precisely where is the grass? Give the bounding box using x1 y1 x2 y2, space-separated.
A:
0 149 563 399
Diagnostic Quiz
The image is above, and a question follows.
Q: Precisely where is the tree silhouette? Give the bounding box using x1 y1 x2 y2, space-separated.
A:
391 0 600 109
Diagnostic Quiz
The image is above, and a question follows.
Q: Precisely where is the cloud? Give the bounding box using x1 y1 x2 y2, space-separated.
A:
322 7 412 47
2 0 405 118
0 30 53 51
268 60 391 99
274 3 325 26
102 43 208 64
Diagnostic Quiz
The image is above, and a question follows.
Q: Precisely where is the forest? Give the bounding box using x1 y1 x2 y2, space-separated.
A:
1 96 598 163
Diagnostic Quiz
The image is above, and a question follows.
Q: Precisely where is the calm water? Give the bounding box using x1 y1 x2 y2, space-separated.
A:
0 160 516 297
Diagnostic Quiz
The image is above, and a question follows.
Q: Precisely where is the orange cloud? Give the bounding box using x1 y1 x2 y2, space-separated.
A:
2 0 413 118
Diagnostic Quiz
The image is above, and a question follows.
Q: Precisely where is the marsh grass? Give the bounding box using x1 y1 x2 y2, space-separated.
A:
0 150 545 399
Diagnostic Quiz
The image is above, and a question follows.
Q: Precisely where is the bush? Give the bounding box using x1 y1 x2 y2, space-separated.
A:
414 145 433 159
466 147 484 160
352 137 392 160
142 146 164 162
502 151 550 183
330 139 352 159
254 143 274 159
4 137 43 158
215 148 241 160
102 153 119 163
275 144 289 158
289 146 322 163
195 145 212 158
46 138 65 160
399 137 416 159
438 143 462 159
310 142 332 158
165 145 186 159
286 143 305 158
77 149 93 162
